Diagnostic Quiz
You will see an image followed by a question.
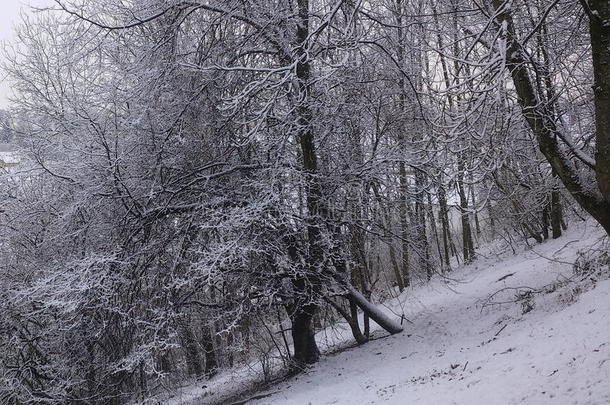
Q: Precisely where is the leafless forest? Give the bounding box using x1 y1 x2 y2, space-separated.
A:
0 0 609 403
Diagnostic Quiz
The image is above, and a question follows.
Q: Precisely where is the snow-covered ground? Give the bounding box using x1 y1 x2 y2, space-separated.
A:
165 220 610 405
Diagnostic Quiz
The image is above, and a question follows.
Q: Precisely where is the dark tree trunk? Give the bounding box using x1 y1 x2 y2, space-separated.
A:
371 183 405 291
326 297 368 345
349 296 367 343
550 186 562 239
494 0 610 236
589 0 610 203
389 242 405 291
469 182 481 235
414 172 432 280
427 192 444 273
290 301 320 367
396 0 411 288
290 0 322 366
457 161 475 263
202 329 217 377
541 201 550 240
179 320 203 377
437 185 453 270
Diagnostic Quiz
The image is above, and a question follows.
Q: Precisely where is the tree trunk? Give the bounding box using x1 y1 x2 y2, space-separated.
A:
389 242 405 291
179 319 203 377
469 182 481 236
326 297 368 345
541 200 550 240
396 0 411 288
290 300 320 367
493 0 610 236
290 0 322 366
427 192 444 273
414 172 432 280
457 160 475 263
550 184 562 239
589 0 610 203
371 182 406 291
437 185 453 270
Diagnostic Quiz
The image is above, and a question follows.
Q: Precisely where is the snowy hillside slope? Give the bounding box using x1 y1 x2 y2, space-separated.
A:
165 220 610 405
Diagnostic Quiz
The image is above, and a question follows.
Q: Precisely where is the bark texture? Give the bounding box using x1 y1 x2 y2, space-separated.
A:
493 0 610 236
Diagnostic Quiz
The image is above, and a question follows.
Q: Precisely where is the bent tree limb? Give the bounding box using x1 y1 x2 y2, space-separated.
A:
325 296 368 345
346 286 403 335
492 0 610 236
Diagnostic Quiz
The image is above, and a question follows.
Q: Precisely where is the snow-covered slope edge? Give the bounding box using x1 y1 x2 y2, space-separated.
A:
246 221 610 405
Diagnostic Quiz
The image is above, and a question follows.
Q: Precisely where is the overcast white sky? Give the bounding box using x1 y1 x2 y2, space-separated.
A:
0 0 54 107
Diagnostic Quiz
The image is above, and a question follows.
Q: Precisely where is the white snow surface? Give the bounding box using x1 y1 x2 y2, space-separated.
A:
164 220 610 405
